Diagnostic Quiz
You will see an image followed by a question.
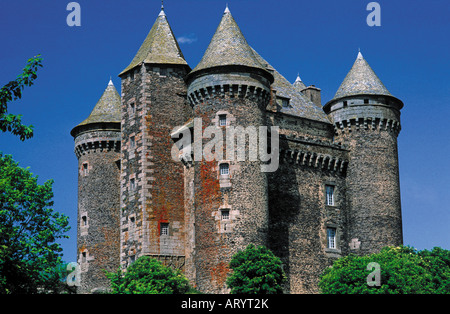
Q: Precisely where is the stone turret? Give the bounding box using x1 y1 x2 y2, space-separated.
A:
70 79 121 293
324 51 404 255
118 5 191 271
185 6 274 293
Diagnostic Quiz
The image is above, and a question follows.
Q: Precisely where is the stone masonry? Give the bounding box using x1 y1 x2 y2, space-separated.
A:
71 5 404 294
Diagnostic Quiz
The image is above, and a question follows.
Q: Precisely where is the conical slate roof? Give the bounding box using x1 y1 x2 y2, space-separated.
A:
119 7 188 76
190 6 270 77
251 48 330 123
331 52 392 101
71 79 121 137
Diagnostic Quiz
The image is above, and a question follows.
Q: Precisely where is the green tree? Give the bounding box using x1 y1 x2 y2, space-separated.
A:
226 244 286 294
0 153 70 294
106 256 192 294
319 245 450 294
0 55 43 141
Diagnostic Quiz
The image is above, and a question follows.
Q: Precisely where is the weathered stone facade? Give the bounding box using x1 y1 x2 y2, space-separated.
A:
71 6 404 294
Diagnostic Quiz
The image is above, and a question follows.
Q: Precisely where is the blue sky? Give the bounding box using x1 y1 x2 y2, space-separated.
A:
1 0 449 263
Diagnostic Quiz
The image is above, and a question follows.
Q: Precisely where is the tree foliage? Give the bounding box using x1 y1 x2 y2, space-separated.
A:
226 244 286 294
106 256 192 294
0 153 70 293
319 245 450 294
0 55 43 141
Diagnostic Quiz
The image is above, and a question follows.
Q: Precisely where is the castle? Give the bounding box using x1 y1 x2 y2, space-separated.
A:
70 5 404 294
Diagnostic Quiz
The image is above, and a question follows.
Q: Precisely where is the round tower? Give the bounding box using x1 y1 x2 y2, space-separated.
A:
323 52 404 255
185 6 274 293
70 79 121 293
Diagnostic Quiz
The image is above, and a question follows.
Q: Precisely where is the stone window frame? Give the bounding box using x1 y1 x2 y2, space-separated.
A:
160 222 169 236
324 182 337 207
324 223 342 257
212 110 236 128
212 205 239 234
326 227 337 249
81 162 89 177
219 163 230 176
129 174 137 194
80 211 88 236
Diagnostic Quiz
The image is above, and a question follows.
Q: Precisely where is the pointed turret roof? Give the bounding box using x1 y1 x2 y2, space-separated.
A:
293 74 307 91
71 79 121 137
189 6 270 78
331 51 393 100
119 6 188 76
325 51 403 109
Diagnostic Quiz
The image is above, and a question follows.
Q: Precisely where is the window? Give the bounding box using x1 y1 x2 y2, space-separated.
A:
219 114 227 126
221 210 230 220
160 68 167 76
364 98 369 104
130 103 135 114
81 215 87 226
130 136 135 149
81 252 87 263
82 163 88 176
160 223 169 236
327 227 336 249
220 163 229 176
326 185 334 206
282 98 290 108
343 101 348 108
130 178 136 191
130 70 135 81
129 255 135 264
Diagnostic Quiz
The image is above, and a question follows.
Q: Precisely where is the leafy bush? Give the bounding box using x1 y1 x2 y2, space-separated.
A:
226 244 286 294
106 256 192 294
319 245 450 294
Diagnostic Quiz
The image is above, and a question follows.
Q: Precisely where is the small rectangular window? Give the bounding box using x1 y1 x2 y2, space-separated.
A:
81 215 87 226
130 103 135 114
219 114 227 126
364 99 369 104
282 98 290 108
326 185 334 206
130 178 136 191
160 68 167 76
130 136 135 149
129 255 135 264
220 163 229 176
221 210 230 220
82 252 87 263
160 223 169 236
327 227 336 249
343 101 348 108
82 163 88 176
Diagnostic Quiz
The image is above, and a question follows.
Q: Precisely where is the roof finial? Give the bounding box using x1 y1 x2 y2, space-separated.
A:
295 73 302 82
224 3 230 14
108 76 113 86
159 0 166 16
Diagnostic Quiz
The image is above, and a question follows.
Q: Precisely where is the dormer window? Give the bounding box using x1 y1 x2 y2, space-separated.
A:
281 98 290 108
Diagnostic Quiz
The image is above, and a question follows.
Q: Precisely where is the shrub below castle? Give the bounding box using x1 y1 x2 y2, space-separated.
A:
319 246 450 294
106 256 192 294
